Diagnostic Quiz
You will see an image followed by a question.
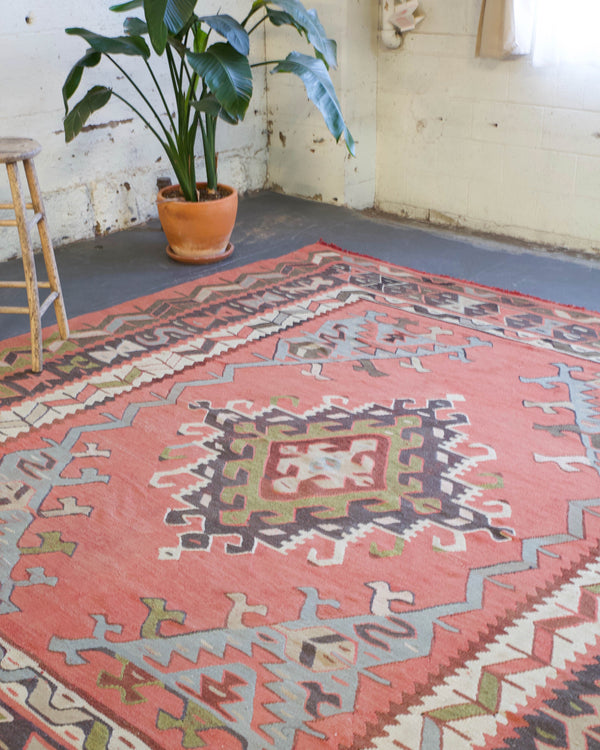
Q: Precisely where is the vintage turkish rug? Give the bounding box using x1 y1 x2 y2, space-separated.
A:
1 242 600 750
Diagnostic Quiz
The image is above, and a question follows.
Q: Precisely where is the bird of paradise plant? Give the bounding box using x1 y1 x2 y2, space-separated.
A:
63 0 354 202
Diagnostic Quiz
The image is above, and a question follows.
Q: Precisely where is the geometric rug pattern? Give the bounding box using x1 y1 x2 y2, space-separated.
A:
0 242 599 749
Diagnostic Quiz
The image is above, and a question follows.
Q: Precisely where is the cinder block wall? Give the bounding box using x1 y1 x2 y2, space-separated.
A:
265 0 379 210
2 1 599 260
376 0 600 252
265 0 600 254
0 1 268 261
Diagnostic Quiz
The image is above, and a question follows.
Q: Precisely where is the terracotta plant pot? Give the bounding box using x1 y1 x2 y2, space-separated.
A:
157 182 238 264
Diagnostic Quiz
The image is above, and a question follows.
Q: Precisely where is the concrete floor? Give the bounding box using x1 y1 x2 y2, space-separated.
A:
1 190 599 341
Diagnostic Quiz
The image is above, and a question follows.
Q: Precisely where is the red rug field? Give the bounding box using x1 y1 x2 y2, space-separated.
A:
0 243 599 749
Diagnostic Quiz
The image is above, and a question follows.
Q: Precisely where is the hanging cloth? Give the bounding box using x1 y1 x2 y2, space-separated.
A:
476 0 534 59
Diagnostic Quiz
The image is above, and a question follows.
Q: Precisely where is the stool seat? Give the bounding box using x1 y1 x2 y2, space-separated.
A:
0 138 42 164
0 137 69 372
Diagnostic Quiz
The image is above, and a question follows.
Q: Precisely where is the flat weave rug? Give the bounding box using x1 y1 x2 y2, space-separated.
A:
1 242 600 750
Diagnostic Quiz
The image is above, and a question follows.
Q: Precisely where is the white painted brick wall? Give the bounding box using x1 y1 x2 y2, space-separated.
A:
266 0 599 252
377 0 600 252
2 0 598 260
0 1 268 261
266 0 378 209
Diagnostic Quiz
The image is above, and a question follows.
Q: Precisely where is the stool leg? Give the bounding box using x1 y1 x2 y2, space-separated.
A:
6 161 43 373
23 158 69 341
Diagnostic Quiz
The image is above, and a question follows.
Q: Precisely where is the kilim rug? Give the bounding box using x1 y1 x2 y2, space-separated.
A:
1 242 600 750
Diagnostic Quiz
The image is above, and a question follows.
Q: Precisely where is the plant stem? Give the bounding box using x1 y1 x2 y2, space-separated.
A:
165 44 184 135
247 14 268 35
162 42 200 201
241 3 264 28
143 58 176 135
199 113 218 191
207 115 218 190
250 59 281 68
105 54 172 142
110 91 168 147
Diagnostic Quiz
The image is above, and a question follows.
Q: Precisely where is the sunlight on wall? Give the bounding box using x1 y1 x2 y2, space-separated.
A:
376 0 600 253
532 0 600 66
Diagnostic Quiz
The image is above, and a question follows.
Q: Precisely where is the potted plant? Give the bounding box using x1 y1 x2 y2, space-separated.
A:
62 0 354 263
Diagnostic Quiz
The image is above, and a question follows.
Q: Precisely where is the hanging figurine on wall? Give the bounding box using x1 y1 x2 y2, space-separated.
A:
381 0 425 48
391 0 425 32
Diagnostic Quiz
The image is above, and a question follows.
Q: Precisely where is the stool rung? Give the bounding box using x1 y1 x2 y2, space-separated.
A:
0 212 42 229
28 212 43 230
0 305 30 314
0 280 52 289
0 280 27 288
0 202 33 210
39 291 59 317
0 292 57 318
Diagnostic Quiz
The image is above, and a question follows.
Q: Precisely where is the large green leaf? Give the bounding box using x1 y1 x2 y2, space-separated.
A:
272 52 354 155
192 94 238 125
123 17 148 36
193 25 208 53
187 43 252 121
198 15 249 56
66 28 151 58
62 48 101 110
144 0 168 53
265 7 303 32
110 0 143 11
163 0 197 33
64 86 112 142
266 0 337 68
113 0 195 38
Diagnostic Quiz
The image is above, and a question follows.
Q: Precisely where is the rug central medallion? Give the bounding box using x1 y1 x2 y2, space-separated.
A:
164 397 509 557
262 434 388 499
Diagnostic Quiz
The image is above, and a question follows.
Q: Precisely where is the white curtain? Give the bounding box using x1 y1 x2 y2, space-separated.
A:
476 0 534 59
478 0 600 65
532 0 600 66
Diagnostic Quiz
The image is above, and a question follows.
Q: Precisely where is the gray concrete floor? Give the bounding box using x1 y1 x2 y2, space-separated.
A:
1 190 599 341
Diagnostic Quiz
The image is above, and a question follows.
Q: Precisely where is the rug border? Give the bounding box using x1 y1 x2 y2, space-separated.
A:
2 239 598 354
318 239 599 316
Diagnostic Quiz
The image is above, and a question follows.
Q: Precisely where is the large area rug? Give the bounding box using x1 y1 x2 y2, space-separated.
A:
1 242 600 750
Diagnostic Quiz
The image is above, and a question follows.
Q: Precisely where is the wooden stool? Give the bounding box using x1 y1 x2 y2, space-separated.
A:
0 138 69 372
